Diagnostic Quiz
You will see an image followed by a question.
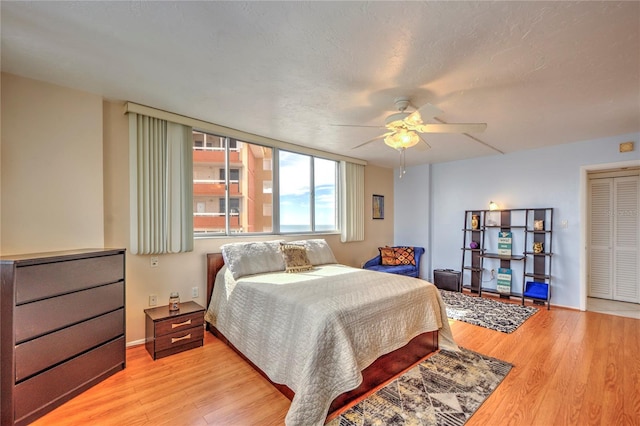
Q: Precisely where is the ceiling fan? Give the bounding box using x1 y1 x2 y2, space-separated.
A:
347 96 487 151
335 96 487 177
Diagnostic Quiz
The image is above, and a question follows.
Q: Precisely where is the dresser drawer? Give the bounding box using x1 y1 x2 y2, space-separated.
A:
154 311 204 337
154 325 204 353
14 337 125 424
15 309 124 382
15 253 124 304
15 282 124 343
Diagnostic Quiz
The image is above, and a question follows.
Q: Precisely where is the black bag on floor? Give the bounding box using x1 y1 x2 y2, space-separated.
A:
433 269 461 292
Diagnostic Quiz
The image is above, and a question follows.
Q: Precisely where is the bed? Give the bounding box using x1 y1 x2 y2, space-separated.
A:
205 240 456 426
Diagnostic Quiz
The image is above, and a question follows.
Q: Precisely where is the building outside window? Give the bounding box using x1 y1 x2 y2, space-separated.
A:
193 131 337 236
193 131 273 235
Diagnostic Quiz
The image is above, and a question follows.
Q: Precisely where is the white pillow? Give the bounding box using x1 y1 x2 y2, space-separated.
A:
221 240 285 279
290 239 338 265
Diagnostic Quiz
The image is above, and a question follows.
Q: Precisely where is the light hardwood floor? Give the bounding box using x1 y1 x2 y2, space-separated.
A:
33 302 640 426
587 297 640 320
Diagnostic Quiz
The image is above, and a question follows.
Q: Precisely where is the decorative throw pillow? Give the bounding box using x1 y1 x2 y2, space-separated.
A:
379 246 398 266
393 246 416 265
280 243 313 273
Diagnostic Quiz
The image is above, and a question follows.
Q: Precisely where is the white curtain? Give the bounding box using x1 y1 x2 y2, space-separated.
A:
340 161 365 242
129 113 193 254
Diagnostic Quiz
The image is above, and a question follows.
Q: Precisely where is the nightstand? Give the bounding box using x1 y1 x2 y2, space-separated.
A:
144 301 205 360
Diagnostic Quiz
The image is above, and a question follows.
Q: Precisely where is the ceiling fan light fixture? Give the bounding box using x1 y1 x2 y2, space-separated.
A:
384 129 420 150
385 111 423 133
404 113 423 127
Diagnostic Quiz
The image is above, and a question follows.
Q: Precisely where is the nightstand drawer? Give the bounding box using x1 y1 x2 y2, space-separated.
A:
154 325 204 353
154 312 204 337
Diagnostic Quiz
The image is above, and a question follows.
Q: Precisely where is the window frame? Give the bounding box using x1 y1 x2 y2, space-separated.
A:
193 130 340 238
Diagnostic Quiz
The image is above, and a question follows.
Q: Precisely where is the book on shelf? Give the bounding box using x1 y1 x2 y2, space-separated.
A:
497 268 512 294
498 231 512 256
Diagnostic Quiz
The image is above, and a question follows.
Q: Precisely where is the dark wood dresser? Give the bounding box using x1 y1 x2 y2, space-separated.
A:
1 248 126 426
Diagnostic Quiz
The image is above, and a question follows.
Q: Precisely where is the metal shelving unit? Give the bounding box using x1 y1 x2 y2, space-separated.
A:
460 208 554 309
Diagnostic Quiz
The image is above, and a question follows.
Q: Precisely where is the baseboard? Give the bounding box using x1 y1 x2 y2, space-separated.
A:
126 338 146 348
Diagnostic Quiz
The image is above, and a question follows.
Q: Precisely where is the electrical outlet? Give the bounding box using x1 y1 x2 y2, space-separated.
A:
192 286 199 298
150 256 159 267
149 294 157 306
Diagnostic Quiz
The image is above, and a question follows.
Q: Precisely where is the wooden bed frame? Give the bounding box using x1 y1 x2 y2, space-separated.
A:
205 253 438 417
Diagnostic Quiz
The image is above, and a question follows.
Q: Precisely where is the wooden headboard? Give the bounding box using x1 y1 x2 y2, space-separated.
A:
206 253 225 309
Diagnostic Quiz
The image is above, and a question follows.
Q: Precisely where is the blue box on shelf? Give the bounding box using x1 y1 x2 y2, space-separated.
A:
524 281 549 300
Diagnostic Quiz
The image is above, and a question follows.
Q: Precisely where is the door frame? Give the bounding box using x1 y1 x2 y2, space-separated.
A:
580 159 640 311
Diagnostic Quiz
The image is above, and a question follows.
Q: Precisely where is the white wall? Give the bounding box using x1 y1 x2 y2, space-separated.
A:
1 73 104 253
394 164 431 279
396 132 639 309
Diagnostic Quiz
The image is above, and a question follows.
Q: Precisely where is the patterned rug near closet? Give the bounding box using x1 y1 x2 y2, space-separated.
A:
327 347 512 426
439 290 539 333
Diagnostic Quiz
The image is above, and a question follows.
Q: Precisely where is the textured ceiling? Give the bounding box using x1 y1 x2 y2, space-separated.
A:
2 1 639 167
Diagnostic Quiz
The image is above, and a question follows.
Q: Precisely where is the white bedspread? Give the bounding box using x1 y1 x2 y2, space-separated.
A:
205 264 457 426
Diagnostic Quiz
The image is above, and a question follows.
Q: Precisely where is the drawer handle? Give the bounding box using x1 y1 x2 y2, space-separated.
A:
171 319 192 328
171 333 191 344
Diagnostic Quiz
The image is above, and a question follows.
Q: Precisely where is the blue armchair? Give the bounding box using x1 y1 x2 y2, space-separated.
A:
363 246 425 278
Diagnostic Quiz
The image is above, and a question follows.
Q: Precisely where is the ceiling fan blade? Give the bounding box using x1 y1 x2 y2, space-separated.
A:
351 132 392 149
415 135 432 151
331 124 385 128
419 123 487 133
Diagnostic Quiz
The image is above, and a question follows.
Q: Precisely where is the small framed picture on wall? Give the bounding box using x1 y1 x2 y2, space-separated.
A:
372 194 384 219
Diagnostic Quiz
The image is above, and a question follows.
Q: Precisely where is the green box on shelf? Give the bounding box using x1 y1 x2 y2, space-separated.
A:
497 231 512 256
497 268 512 294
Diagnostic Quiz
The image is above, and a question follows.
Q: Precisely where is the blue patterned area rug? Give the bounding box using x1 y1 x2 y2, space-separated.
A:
327 348 512 426
439 290 539 333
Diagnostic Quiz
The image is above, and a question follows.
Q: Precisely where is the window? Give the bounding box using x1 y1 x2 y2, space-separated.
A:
193 131 338 236
314 157 338 231
193 131 273 235
193 133 223 151
219 198 240 213
278 151 338 233
279 151 312 233
219 168 240 181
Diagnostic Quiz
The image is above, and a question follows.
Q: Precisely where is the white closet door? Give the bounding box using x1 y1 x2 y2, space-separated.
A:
589 179 613 299
613 176 639 303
